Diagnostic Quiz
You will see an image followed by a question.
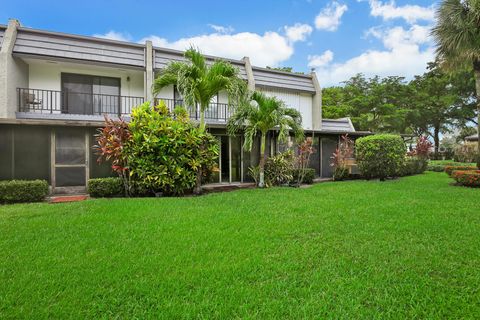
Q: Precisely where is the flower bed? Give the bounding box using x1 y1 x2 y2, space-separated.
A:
445 165 478 176
451 170 480 187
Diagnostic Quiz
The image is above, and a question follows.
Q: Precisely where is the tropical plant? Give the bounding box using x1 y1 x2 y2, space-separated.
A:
95 116 131 196
152 47 246 130
432 0 480 167
330 134 354 181
152 47 246 194
125 101 219 196
228 91 304 187
264 151 295 186
294 137 315 186
408 136 433 159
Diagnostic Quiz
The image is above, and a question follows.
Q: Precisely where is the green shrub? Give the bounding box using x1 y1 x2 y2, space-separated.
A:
445 165 477 176
400 158 428 176
451 170 480 187
427 164 446 172
264 151 295 186
125 102 219 195
292 168 315 184
0 180 49 204
332 166 349 181
355 134 406 180
88 178 124 198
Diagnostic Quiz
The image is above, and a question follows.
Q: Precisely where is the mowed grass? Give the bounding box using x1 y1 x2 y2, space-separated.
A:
429 159 476 166
1 173 479 319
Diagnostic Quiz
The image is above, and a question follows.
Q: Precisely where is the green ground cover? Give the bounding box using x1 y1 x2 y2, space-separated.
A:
1 173 479 319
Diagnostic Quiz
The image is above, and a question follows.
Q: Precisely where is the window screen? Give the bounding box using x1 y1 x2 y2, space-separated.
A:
55 167 86 187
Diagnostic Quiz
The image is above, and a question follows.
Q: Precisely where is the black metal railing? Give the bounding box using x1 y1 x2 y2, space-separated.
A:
154 98 234 122
17 88 144 116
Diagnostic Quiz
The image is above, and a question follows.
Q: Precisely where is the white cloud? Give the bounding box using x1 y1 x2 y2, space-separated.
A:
314 1 348 31
284 23 313 42
313 24 434 86
141 31 295 67
367 24 432 49
93 31 131 42
308 50 334 68
367 0 435 24
208 24 234 34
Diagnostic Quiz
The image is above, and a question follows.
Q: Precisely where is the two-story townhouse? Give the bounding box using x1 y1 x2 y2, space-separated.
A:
0 19 364 193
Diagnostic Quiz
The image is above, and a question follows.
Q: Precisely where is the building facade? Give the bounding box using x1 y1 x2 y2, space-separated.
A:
0 19 360 193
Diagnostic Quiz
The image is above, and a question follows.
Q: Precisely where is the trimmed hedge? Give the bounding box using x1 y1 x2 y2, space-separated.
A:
427 164 446 172
356 134 406 180
445 166 477 177
0 180 49 204
292 168 315 184
400 158 428 176
88 177 124 198
452 170 480 187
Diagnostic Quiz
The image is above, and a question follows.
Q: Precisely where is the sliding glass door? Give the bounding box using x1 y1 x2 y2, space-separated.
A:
62 74 120 115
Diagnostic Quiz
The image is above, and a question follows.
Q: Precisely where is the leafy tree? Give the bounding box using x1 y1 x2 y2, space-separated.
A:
432 0 480 167
322 74 414 133
322 87 352 119
152 47 246 130
457 126 478 143
410 62 475 157
227 91 304 188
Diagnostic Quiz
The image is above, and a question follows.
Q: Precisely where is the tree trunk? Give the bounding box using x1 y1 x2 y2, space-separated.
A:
433 126 440 160
199 104 206 131
258 132 267 188
474 62 480 169
193 169 202 195
193 103 207 195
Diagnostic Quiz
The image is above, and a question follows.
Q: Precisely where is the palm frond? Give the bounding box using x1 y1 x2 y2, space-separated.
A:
432 0 480 70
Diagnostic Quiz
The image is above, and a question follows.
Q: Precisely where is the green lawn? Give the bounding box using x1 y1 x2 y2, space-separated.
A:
429 159 476 166
1 173 479 319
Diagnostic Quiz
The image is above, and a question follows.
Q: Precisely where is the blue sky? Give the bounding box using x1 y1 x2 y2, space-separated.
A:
1 0 437 86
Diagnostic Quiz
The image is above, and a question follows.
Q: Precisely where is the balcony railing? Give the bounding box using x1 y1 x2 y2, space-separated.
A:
17 88 144 116
154 98 234 122
17 88 234 122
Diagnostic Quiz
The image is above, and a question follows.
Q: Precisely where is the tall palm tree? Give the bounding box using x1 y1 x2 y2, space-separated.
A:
152 47 246 131
432 0 480 167
228 91 304 187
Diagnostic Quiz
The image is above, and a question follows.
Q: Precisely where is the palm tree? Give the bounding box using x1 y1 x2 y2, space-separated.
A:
432 0 480 167
228 91 304 187
152 47 246 131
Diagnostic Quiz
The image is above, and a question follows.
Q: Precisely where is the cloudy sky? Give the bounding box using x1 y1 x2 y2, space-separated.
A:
2 0 437 86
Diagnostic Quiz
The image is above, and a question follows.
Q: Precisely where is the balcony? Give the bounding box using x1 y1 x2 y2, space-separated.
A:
16 88 234 123
17 88 144 117
155 98 234 122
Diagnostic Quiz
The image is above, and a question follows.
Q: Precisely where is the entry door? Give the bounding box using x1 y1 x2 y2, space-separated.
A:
321 137 338 178
52 129 89 190
218 135 243 183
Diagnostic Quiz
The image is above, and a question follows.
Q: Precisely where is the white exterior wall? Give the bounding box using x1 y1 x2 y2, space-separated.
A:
28 60 144 97
218 90 228 104
259 88 313 130
155 84 174 100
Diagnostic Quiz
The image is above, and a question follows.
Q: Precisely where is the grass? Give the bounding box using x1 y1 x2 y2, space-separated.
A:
429 159 476 166
1 172 479 319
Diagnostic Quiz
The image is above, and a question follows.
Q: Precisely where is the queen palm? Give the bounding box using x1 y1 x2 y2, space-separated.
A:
432 0 480 167
228 91 304 187
152 47 246 131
